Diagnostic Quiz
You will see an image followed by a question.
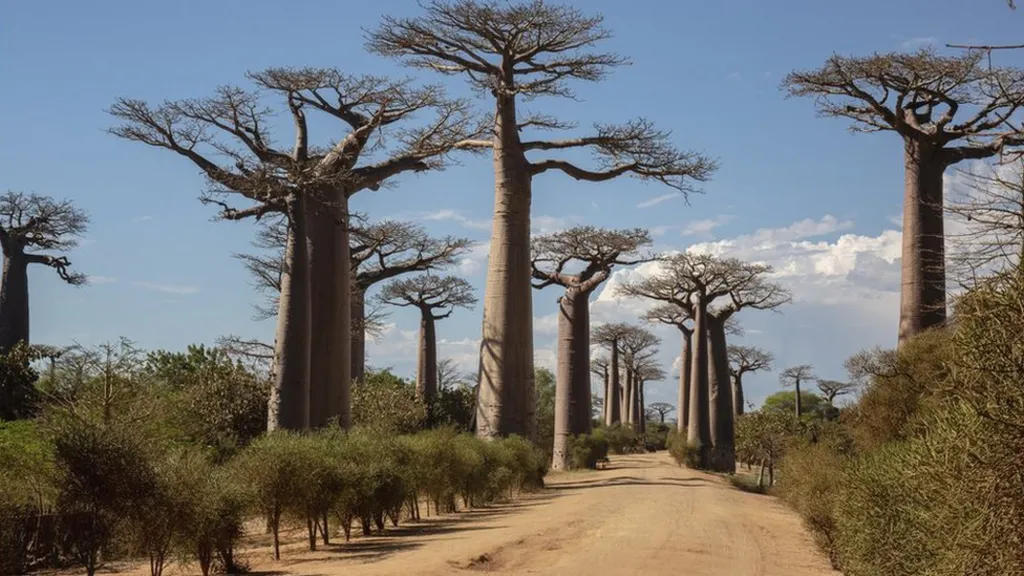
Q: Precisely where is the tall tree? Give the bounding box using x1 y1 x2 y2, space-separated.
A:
0 192 88 353
706 265 789 472
369 0 716 439
378 274 476 420
592 322 634 427
352 221 472 383
590 355 610 423
815 378 857 408
647 402 675 424
617 254 737 467
643 303 693 432
947 161 1024 283
782 50 1024 347
619 326 660 427
111 69 480 429
531 226 652 469
779 365 816 419
633 360 665 434
727 345 773 417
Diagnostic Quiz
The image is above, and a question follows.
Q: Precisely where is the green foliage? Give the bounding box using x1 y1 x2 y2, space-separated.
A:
643 422 670 451
775 438 849 567
599 424 642 454
534 367 556 460
0 420 55 575
565 432 609 470
352 369 427 434
761 390 827 418
0 343 46 421
145 345 268 459
432 384 475 431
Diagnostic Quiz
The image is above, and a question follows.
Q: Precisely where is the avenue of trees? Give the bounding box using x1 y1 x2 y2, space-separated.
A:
3 1 1024 575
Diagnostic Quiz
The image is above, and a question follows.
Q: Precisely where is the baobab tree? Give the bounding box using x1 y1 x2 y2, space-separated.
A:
617 253 739 467
377 274 476 418
110 69 481 430
727 345 773 417
592 322 634 427
620 326 660 428
351 221 472 383
947 161 1024 283
633 360 665 434
531 226 652 469
706 265 789 471
780 364 816 418
783 50 1024 347
590 355 610 423
647 402 675 424
0 192 88 354
815 378 857 408
643 303 693 432
369 1 717 439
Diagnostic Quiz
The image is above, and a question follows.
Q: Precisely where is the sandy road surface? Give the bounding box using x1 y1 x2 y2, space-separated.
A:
127 452 837 576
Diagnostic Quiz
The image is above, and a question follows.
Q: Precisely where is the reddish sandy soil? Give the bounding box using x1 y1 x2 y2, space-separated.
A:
100 452 837 576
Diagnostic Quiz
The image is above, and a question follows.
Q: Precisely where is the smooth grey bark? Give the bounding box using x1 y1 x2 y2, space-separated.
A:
624 366 635 426
552 290 591 471
307 189 351 428
732 372 745 417
351 287 366 384
416 308 439 413
707 314 735 473
686 297 711 467
795 380 803 418
476 92 535 439
637 380 646 435
898 141 947 348
606 339 622 426
0 252 29 353
601 366 610 424
268 193 311 431
678 329 692 433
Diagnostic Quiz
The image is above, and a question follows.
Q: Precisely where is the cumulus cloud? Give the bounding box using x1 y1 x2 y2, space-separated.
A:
132 281 200 295
680 214 735 238
416 209 491 230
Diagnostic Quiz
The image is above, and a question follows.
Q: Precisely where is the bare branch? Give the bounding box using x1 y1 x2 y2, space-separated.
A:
531 226 653 292
376 273 477 319
727 345 774 378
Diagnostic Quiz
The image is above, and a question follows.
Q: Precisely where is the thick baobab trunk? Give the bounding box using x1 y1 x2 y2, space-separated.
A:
0 252 30 354
687 298 711 467
569 292 592 435
795 380 803 419
416 309 438 417
606 341 621 426
678 331 691 432
307 188 352 428
898 139 947 348
637 380 646 435
623 367 635 426
269 193 312 431
732 373 745 417
601 366 610 424
476 94 535 439
552 290 590 470
707 315 735 473
351 285 366 384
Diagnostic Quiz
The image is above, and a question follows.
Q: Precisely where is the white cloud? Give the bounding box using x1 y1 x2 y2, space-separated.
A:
532 214 579 234
132 281 200 295
87 275 117 285
680 214 735 238
456 241 490 276
417 209 491 230
636 193 679 208
900 36 936 49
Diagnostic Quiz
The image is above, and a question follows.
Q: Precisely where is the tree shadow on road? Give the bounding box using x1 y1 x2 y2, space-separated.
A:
545 475 721 491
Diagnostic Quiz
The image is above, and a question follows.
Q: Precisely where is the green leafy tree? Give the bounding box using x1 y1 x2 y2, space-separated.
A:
351 369 427 434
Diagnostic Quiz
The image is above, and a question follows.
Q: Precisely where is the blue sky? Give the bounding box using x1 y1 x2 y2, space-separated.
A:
2 0 1022 410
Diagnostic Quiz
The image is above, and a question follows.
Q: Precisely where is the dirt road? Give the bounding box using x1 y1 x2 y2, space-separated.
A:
185 452 835 576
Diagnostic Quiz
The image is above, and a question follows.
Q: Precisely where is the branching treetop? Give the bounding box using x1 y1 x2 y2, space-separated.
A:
531 226 653 292
109 67 484 220
590 355 610 375
780 364 816 387
946 162 1024 281
727 345 774 378
0 192 89 284
815 379 857 404
643 303 693 332
352 219 473 289
591 321 635 346
782 49 1024 161
367 0 717 193
377 274 477 319
634 360 665 382
709 262 791 319
619 325 660 367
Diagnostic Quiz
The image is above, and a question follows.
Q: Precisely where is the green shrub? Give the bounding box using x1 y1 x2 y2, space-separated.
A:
0 420 55 575
666 428 703 468
775 440 848 568
566 432 609 470
643 422 670 452
600 424 641 455
352 370 426 434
